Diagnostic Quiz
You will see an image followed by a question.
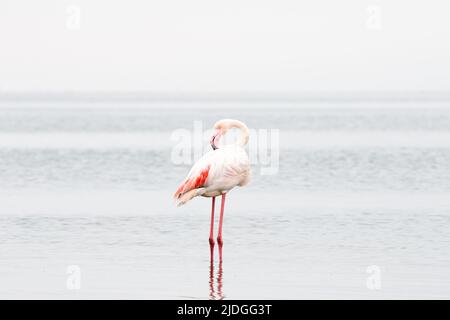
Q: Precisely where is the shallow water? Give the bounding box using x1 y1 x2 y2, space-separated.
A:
0 102 449 299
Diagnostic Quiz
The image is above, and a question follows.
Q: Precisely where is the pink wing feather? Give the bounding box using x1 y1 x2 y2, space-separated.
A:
174 164 211 199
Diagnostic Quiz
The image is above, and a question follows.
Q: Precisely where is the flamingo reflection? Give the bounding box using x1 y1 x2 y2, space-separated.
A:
209 259 224 300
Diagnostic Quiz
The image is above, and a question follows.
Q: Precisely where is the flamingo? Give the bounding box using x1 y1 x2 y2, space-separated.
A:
174 119 251 261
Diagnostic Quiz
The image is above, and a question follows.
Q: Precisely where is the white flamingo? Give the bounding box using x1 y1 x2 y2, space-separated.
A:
174 119 251 261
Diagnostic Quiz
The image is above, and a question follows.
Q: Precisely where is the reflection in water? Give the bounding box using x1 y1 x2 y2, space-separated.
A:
209 260 224 300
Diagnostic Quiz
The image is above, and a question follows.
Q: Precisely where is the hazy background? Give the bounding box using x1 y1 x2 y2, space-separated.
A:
0 0 450 95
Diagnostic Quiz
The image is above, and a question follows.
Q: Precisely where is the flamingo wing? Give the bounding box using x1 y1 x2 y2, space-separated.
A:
173 146 250 205
173 152 214 199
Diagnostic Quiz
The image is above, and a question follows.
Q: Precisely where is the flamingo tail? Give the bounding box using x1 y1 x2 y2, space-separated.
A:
173 165 211 206
176 188 206 207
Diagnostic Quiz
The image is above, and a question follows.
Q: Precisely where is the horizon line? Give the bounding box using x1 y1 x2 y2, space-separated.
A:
1 91 450 103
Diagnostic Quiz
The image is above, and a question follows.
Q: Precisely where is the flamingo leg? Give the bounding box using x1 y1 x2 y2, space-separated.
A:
217 193 226 261
209 197 216 260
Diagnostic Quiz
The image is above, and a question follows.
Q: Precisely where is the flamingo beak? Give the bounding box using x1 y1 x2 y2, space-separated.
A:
210 130 221 150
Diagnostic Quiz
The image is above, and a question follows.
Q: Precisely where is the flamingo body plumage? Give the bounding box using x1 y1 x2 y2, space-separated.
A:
174 144 250 205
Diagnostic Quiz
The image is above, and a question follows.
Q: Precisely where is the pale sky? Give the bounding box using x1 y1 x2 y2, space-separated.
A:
0 0 449 93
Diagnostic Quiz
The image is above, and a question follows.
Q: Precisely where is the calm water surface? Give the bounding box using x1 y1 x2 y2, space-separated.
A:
0 102 449 299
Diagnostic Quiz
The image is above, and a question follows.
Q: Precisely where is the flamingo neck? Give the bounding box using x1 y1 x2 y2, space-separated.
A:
228 120 249 147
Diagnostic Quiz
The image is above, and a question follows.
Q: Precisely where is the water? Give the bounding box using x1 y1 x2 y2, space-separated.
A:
0 102 449 299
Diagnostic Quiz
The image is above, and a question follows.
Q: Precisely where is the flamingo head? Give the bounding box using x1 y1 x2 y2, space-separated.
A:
209 128 222 150
210 119 231 150
210 119 249 150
